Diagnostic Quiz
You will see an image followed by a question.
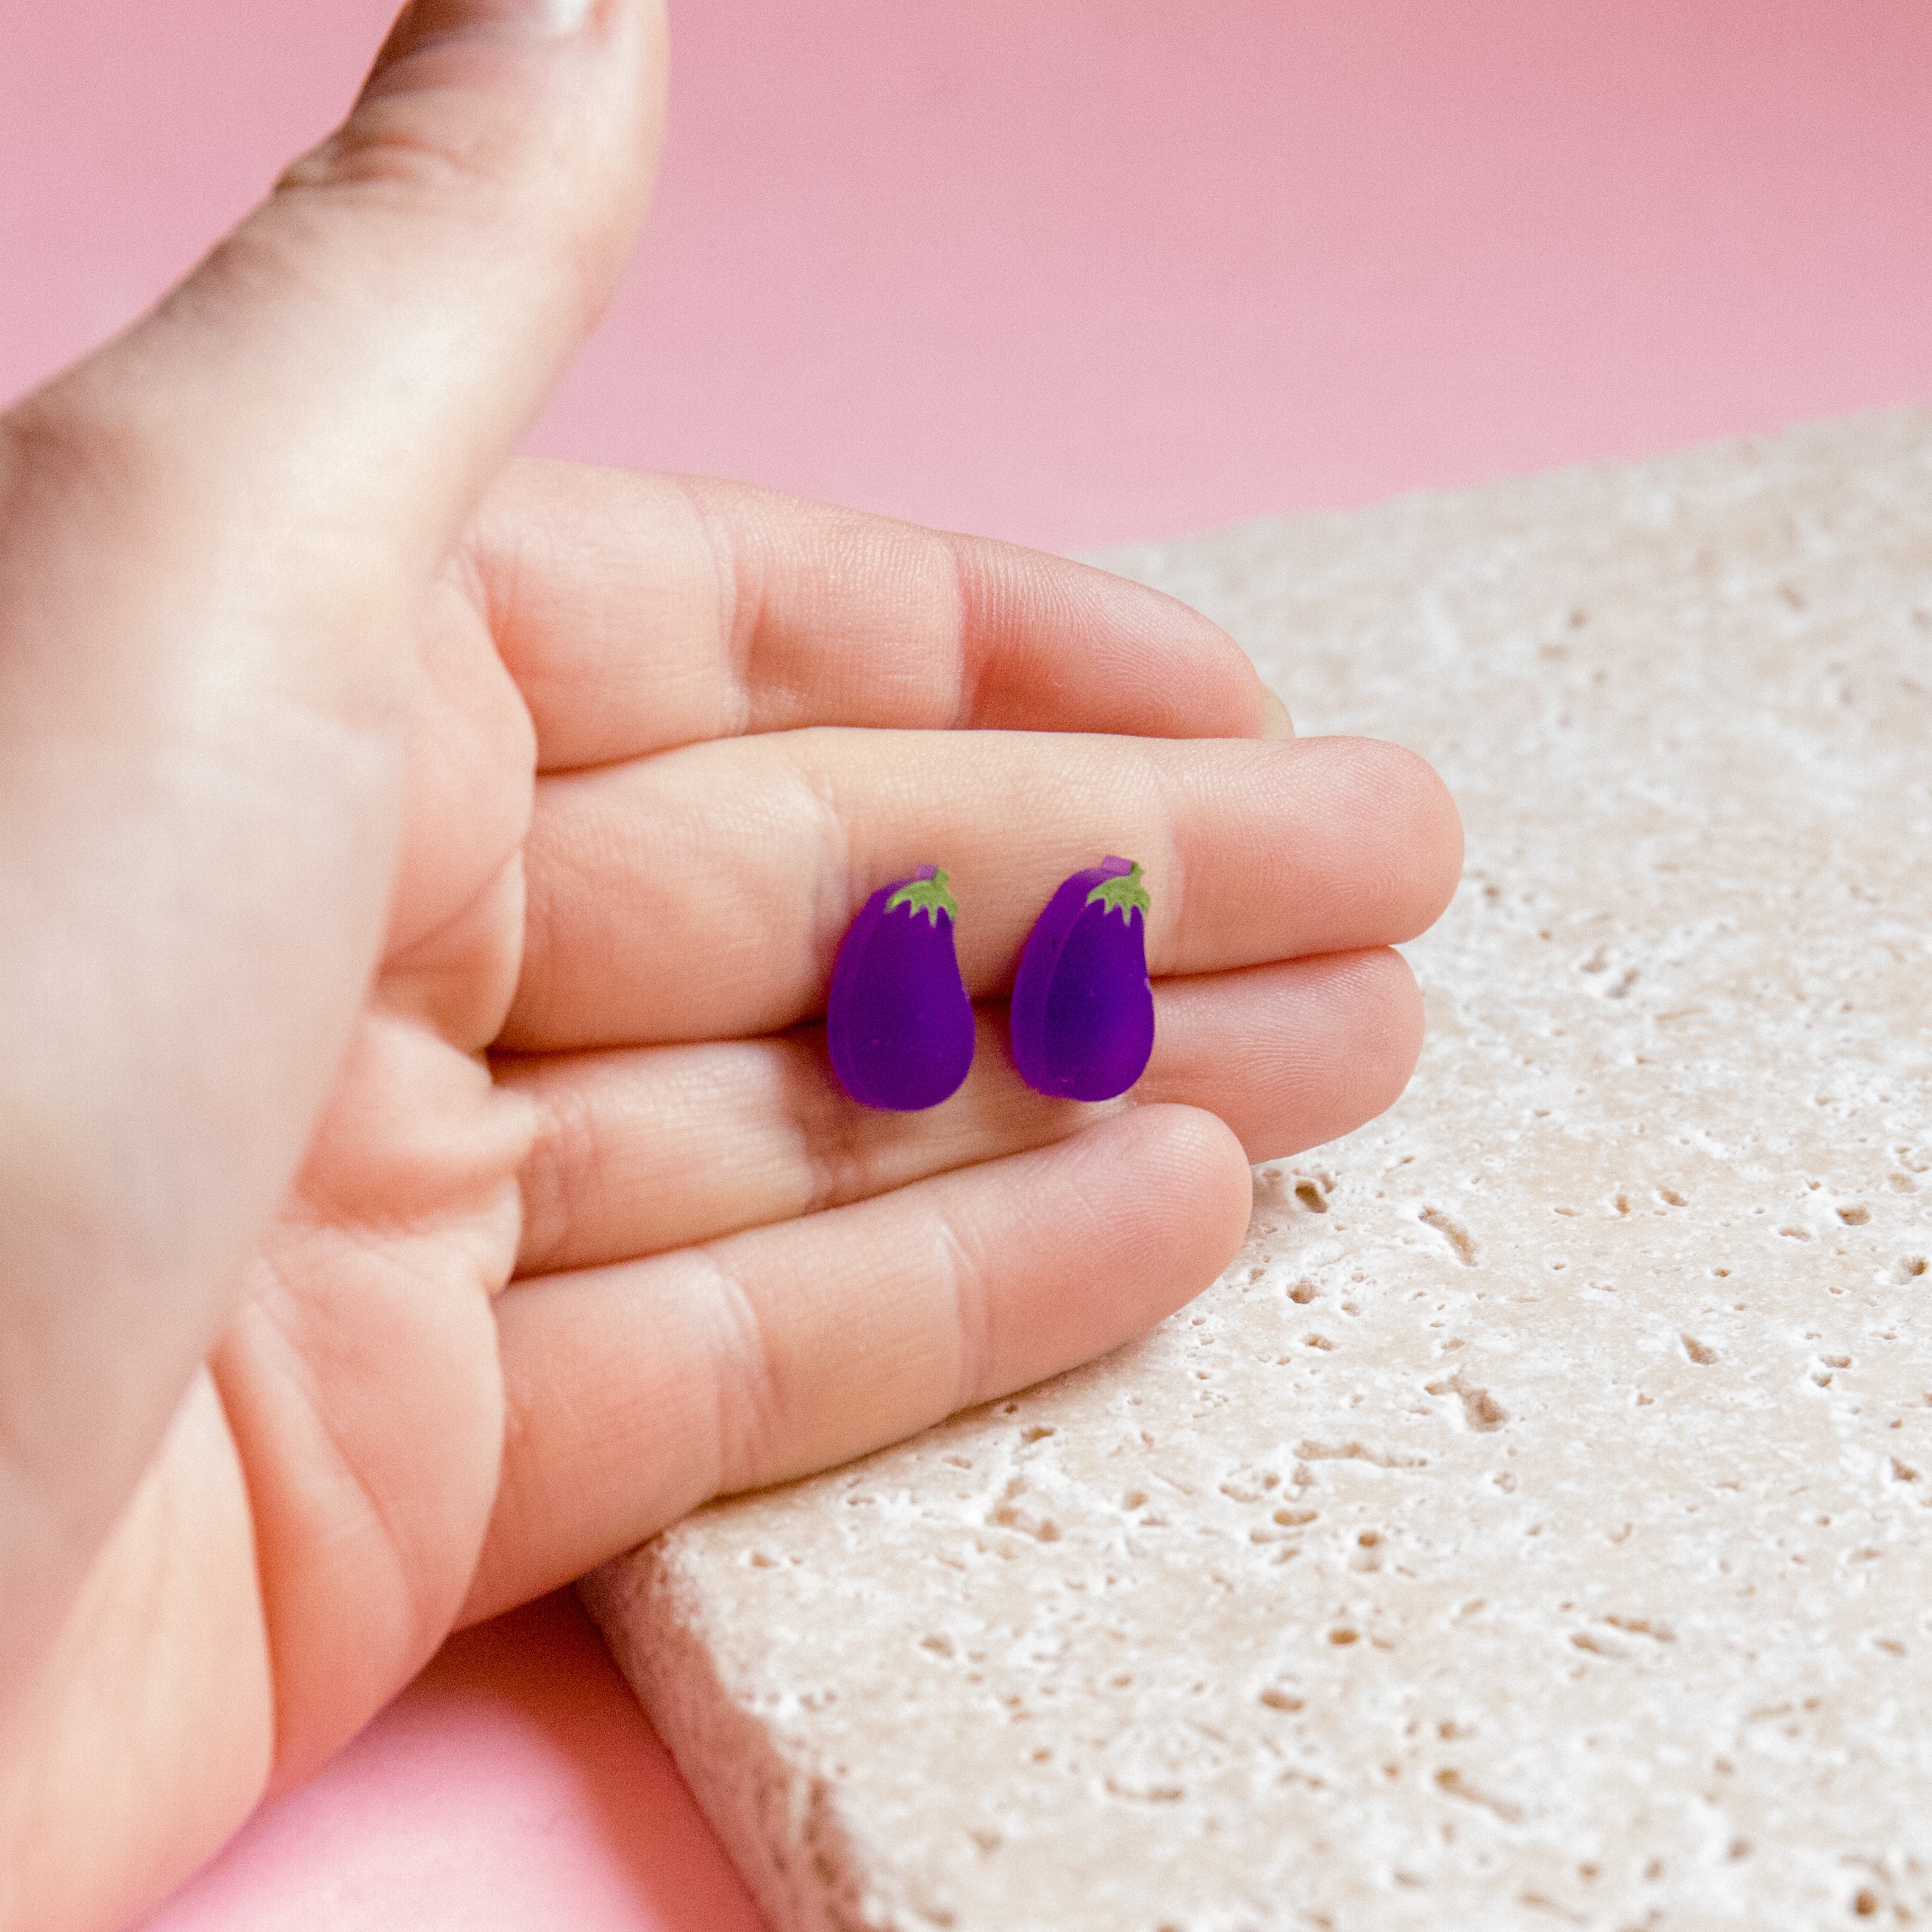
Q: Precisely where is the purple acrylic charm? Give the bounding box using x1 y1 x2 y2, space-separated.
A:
827 866 976 1111
1009 856 1155 1101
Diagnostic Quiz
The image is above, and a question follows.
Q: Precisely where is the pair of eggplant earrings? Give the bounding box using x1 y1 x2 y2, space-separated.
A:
827 855 1154 1111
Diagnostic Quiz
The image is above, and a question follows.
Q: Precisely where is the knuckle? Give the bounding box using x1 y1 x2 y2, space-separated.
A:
276 87 530 213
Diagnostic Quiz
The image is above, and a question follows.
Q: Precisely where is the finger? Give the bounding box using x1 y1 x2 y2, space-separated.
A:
469 466 1281 768
504 947 1420 1277
461 1105 1253 1622
1134 945 1423 1153
505 729 1461 1050
0 0 661 1684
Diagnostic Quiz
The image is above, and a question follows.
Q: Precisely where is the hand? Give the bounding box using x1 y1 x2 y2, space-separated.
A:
0 3 1460 1927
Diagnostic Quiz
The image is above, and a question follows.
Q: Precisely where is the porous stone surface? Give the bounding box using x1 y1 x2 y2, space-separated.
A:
583 412 1932 1932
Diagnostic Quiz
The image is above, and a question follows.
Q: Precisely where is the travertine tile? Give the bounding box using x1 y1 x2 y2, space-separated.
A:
585 411 1932 1932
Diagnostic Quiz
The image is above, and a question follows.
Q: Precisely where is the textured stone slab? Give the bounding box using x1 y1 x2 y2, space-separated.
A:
583 412 1932 1932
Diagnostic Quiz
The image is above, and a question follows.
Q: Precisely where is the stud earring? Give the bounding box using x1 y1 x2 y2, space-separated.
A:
1009 856 1155 1101
827 866 976 1110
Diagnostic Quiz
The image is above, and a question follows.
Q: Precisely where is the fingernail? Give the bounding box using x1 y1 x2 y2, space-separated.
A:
387 0 597 48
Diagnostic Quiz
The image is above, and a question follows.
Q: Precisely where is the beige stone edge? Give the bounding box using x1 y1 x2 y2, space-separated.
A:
580 1551 869 1932
574 405 1932 1930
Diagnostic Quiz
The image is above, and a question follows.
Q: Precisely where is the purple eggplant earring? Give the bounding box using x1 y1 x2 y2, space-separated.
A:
827 865 976 1110
1009 856 1155 1101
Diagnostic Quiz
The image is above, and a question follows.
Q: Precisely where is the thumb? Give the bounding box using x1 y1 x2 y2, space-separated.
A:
31 0 666 599
0 0 664 1709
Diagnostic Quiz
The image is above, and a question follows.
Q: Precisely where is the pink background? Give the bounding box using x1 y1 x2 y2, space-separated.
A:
4 2 1929 1927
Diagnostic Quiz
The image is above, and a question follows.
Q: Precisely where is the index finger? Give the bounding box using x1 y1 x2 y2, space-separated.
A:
467 463 1286 769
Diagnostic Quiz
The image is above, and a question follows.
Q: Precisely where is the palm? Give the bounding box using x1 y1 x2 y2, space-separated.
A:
207 547 541 1790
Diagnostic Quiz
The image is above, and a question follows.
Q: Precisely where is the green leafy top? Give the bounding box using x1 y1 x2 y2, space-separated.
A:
885 869 959 925
1086 859 1150 923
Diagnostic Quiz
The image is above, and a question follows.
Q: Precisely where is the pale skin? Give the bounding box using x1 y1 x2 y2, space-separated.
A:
0 2 1461 1927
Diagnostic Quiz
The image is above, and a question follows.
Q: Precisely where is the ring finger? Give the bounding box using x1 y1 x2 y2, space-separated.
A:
501 945 1420 1278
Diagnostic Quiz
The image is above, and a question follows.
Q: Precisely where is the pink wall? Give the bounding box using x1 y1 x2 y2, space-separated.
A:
6 4 1930 552
4 4 1928 1928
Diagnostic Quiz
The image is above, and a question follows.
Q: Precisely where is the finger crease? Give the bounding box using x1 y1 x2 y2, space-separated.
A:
932 1203 991 1416
944 534 986 730
680 480 759 740
513 1074 604 1277
790 754 857 985
693 1247 787 1500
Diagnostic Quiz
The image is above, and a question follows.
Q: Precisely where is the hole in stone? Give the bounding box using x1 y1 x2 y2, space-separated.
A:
1329 1628 1360 1646
1295 1181 1328 1213
1419 1207 1478 1265
1259 1687 1303 1712
1838 1205 1870 1225
1289 1278 1317 1304
1682 1335 1718 1365
1427 1371 1508 1430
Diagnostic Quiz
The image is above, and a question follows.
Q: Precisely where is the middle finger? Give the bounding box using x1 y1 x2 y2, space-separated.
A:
503 728 1455 1052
